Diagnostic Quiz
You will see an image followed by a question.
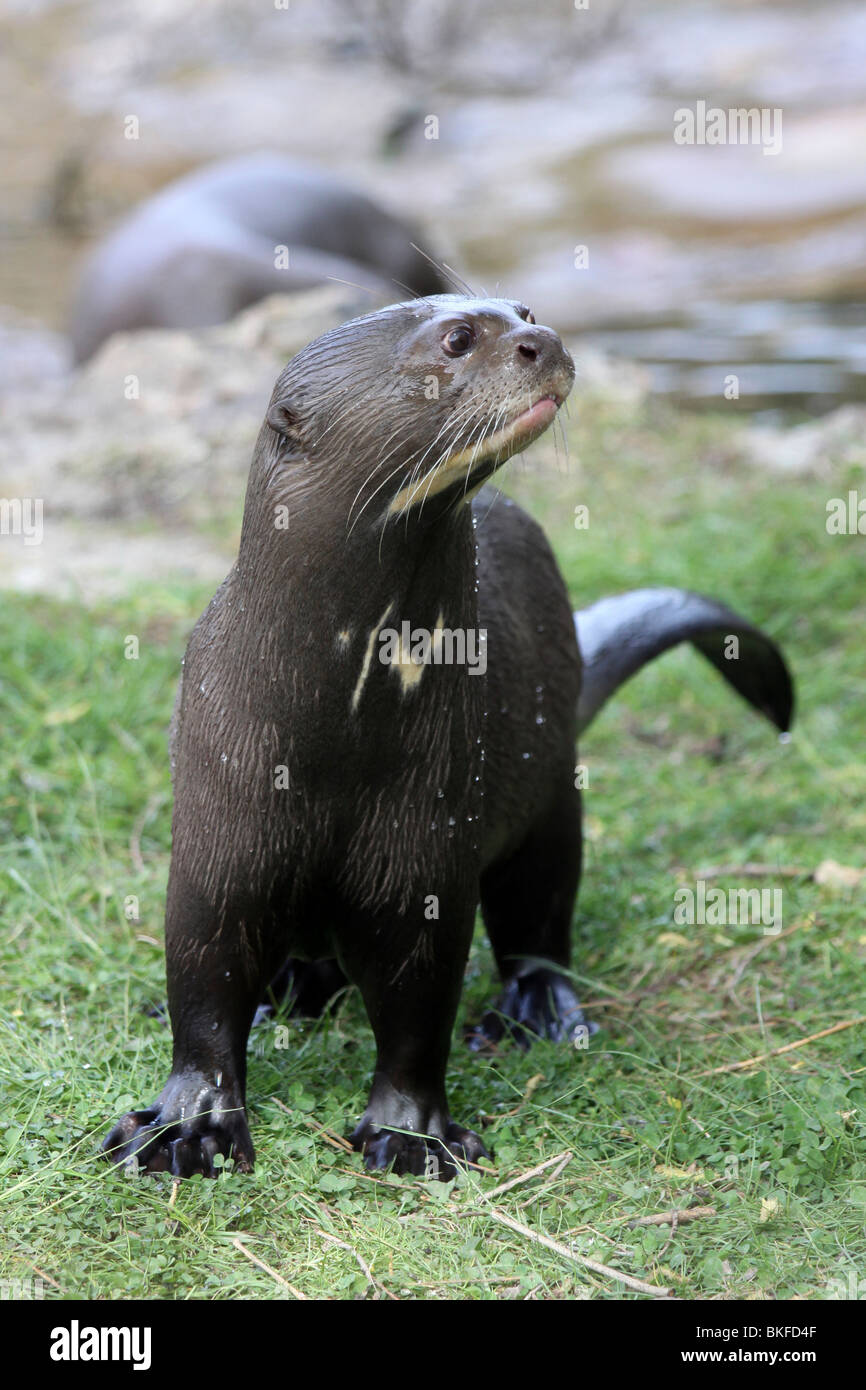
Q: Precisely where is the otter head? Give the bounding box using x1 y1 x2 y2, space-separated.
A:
264 295 575 527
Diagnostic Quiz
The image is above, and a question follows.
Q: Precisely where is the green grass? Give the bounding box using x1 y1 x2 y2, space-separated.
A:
2 395 865 1300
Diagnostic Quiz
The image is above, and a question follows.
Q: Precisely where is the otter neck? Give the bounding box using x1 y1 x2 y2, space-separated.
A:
236 463 481 676
232 443 485 808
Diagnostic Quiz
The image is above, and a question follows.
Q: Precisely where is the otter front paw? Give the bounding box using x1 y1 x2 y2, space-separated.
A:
352 1119 490 1181
102 1072 254 1177
466 967 598 1051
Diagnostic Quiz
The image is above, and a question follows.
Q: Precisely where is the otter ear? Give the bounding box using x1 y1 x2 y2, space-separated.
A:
266 400 300 438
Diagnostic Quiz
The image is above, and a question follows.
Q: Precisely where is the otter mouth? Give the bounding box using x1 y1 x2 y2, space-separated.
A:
389 393 563 516
489 394 561 450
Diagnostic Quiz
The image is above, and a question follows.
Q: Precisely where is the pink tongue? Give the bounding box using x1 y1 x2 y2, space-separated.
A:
519 397 557 429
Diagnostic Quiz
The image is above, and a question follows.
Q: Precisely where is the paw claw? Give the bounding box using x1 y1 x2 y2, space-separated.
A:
468 967 596 1050
352 1120 490 1181
102 1074 254 1178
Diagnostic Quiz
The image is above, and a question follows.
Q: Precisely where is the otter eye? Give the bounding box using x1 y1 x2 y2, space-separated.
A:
516 305 536 324
442 324 475 356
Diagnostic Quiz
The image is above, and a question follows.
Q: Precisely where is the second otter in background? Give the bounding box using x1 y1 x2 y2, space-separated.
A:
69 153 450 362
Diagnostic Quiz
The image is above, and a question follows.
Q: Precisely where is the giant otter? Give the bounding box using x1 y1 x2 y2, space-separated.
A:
103 296 793 1180
69 154 449 363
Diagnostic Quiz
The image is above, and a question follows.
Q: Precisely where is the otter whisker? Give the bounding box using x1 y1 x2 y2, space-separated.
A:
350 399 482 536
323 274 385 299
347 420 423 536
404 399 484 495
391 407 484 534
312 383 367 446
408 403 489 513
415 407 492 523
384 275 447 305
552 413 570 474
350 396 481 537
475 482 505 530
458 401 511 499
409 243 475 299
390 400 487 527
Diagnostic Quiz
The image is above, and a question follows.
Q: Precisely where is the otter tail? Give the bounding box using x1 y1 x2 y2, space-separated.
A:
574 588 794 736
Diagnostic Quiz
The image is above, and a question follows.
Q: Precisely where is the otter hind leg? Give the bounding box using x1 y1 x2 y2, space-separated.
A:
255 957 348 1024
149 959 348 1031
469 780 593 1051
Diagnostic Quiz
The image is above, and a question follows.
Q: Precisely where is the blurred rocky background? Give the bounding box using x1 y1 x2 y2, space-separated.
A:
1 0 864 594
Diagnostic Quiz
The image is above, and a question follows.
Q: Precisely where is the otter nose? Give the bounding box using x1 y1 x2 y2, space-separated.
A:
515 330 543 363
512 325 575 392
513 325 564 369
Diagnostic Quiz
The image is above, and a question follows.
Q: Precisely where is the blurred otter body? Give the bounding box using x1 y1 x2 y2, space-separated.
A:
102 296 793 1180
69 154 450 362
